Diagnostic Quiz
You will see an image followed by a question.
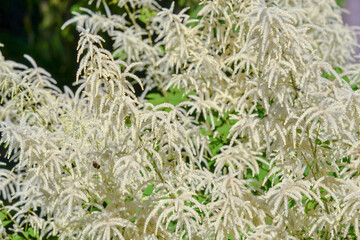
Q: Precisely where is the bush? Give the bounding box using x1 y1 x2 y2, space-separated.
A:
1 0 360 239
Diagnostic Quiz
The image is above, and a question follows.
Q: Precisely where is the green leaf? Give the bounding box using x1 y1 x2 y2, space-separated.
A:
22 231 29 238
130 216 137 222
165 87 191 105
216 124 230 136
258 165 268 182
209 138 224 156
70 4 82 14
146 93 166 106
336 0 345 7
0 210 7 221
189 5 203 19
113 50 126 59
208 159 216 168
167 93 184 106
194 195 206 203
187 5 203 28
305 200 316 214
143 184 154 197
10 235 26 240
1 220 12 227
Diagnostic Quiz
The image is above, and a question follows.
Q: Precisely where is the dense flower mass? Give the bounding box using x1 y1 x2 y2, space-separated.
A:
1 0 360 239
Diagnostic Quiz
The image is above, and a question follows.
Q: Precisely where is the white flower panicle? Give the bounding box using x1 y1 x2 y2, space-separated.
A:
1 0 360 239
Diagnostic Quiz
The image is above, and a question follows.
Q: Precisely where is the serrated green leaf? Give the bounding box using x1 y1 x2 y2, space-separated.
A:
167 93 184 105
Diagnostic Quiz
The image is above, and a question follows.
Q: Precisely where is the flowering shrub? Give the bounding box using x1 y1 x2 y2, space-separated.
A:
1 0 360 239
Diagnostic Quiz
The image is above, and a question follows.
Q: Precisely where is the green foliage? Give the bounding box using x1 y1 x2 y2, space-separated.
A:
139 7 158 24
0 209 42 240
143 184 154 197
146 87 195 110
336 0 345 7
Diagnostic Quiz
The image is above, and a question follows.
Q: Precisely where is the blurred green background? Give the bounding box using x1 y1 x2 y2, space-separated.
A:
0 0 85 89
0 0 198 90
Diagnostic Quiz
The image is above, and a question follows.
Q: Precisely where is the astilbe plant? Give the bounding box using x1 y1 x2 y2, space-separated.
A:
1 0 360 239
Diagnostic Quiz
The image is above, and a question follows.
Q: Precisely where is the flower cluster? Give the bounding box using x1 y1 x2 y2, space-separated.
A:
1 0 360 239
